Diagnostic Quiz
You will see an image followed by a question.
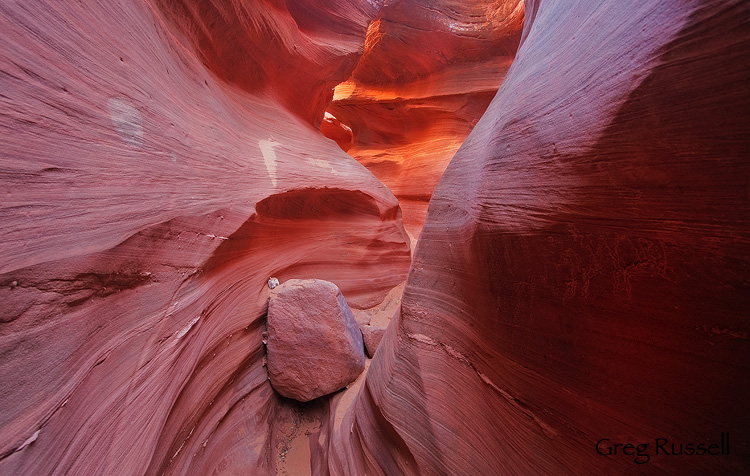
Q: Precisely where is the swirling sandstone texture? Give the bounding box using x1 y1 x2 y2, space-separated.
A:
0 1 409 475
3 0 750 475
150 0 383 125
323 0 525 239
322 0 750 475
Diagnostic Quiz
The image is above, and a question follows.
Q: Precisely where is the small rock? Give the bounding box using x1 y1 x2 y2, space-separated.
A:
267 277 279 289
360 325 387 358
266 279 365 402
17 430 39 451
350 308 371 326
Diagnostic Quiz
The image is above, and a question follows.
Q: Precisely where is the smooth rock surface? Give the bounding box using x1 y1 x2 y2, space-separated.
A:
359 325 386 358
266 279 366 402
323 0 750 475
3 0 749 475
151 0 382 125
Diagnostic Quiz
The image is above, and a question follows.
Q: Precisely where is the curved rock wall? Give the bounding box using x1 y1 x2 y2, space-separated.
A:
0 1 409 475
326 0 750 474
151 0 382 125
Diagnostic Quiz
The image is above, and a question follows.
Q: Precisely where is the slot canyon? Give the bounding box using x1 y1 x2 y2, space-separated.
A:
1 0 748 475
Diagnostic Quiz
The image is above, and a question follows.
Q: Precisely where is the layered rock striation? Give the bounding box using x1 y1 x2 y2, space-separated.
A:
0 1 409 475
151 0 384 125
2 0 749 475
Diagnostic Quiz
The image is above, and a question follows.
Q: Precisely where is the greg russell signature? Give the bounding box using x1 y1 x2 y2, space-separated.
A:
595 433 730 464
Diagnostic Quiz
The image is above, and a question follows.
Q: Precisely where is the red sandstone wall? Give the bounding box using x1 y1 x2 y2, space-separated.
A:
324 0 750 474
151 0 382 125
3 0 749 475
0 1 409 475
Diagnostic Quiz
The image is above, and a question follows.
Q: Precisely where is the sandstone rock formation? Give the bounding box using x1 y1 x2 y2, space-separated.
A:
0 1 410 475
266 279 366 402
151 0 383 125
322 0 750 475
2 0 749 475
323 0 525 239
360 325 386 358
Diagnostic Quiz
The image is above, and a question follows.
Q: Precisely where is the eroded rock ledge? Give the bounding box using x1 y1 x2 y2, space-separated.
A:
323 0 525 239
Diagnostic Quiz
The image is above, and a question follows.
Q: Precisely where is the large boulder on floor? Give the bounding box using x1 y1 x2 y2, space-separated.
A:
266 279 366 402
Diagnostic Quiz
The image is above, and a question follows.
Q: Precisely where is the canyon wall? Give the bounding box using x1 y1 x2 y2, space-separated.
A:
0 1 410 475
323 0 525 239
325 0 750 474
3 0 749 475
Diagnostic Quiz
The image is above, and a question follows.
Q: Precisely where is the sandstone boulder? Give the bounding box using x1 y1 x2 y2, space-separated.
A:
266 279 365 402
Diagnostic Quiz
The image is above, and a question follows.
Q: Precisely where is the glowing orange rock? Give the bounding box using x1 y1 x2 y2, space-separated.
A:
323 0 525 239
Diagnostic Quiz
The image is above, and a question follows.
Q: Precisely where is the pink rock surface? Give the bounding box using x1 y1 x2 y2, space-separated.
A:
359 325 386 358
323 0 750 475
0 1 409 475
267 279 366 402
151 0 382 125
3 0 749 475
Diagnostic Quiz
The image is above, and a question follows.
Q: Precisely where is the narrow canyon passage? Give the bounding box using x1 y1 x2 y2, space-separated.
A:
1 1 748 476
320 0 524 241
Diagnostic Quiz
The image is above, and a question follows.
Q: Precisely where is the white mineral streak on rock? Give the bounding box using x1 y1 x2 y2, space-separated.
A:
259 138 280 187
107 97 143 147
